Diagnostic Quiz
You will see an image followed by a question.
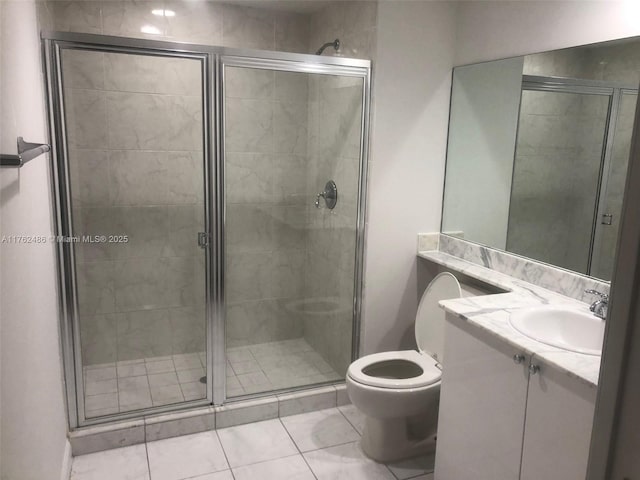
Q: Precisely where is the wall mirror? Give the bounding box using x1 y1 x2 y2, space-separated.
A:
442 36 640 282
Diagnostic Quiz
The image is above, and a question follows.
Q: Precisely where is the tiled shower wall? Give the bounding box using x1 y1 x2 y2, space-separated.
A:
63 50 207 365
37 1 310 52
224 68 310 346
301 1 377 375
303 75 364 375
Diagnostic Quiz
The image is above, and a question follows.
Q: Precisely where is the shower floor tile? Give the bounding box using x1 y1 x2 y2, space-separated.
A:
83 352 208 418
226 338 343 397
82 338 342 417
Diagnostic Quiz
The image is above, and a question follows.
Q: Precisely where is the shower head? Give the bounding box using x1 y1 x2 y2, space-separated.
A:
316 39 340 56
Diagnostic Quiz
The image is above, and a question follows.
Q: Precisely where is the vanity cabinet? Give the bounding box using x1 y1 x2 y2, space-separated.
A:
434 313 596 480
519 361 596 480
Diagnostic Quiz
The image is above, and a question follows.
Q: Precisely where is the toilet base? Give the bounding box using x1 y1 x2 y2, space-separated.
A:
360 412 437 463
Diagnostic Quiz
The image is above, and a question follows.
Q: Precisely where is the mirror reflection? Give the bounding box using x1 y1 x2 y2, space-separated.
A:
442 37 640 281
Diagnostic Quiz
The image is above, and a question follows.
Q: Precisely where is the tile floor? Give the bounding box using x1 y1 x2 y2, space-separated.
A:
226 338 342 397
83 339 342 418
70 405 435 480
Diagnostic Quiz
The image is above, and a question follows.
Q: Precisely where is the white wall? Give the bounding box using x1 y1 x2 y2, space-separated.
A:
362 1 457 354
455 1 640 66
0 2 70 479
442 56 523 249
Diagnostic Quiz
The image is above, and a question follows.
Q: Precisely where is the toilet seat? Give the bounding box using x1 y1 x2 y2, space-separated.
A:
347 350 441 389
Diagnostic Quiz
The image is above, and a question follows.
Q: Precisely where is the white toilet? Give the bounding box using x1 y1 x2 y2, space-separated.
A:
346 272 462 462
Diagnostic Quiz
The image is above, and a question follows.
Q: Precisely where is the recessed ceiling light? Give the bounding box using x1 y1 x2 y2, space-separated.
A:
151 9 175 17
140 24 162 35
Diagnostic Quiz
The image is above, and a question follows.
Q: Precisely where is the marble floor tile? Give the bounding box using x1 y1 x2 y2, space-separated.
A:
338 404 366 434
117 362 147 378
74 389 435 480
82 338 340 415
180 381 206 401
236 371 270 390
147 431 228 480
70 444 149 480
185 472 234 480
176 367 205 384
145 359 175 374
85 366 117 383
85 379 118 396
229 359 261 374
148 372 180 388
281 408 360 452
119 388 152 410
217 418 298 468
303 442 395 480
151 385 184 406
226 346 254 363
119 376 149 390
386 453 436 480
232 455 315 480
85 392 118 412
173 353 203 370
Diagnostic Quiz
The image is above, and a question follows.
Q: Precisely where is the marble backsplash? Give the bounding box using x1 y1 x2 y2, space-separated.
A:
418 233 609 303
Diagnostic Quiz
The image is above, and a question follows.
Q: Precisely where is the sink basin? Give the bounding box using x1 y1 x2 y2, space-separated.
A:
509 305 604 356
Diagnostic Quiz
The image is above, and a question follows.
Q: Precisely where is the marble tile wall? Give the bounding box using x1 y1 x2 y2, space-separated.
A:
301 1 376 376
37 1 310 53
302 74 364 376
224 67 310 347
308 1 378 59
62 49 207 366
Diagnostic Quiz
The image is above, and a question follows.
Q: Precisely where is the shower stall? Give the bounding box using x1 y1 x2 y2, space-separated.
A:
44 32 370 427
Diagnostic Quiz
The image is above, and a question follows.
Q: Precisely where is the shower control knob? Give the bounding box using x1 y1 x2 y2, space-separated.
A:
513 354 525 364
529 364 540 375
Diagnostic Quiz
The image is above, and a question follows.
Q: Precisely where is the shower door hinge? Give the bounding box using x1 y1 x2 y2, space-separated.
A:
601 214 613 226
197 232 210 249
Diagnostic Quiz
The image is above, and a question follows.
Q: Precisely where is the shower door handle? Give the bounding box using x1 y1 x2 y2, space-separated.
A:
197 232 209 249
601 214 613 225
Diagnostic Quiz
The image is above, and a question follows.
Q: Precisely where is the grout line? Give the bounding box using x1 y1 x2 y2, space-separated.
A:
144 441 153 480
336 404 361 435
214 430 235 475
277 417 318 480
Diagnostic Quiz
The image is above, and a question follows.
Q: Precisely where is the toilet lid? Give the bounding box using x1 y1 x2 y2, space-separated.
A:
415 272 461 363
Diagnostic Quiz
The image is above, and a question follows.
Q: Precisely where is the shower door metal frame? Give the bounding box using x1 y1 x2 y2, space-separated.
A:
42 31 371 429
508 75 638 279
44 34 217 428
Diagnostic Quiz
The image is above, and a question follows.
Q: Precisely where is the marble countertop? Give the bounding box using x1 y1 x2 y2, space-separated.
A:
418 250 602 388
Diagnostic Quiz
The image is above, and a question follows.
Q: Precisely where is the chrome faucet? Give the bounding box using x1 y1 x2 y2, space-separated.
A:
585 289 609 320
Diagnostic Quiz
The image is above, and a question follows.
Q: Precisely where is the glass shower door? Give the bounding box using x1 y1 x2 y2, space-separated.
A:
59 47 209 419
221 60 366 397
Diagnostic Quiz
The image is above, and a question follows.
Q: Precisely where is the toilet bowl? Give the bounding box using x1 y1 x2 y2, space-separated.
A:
346 272 461 462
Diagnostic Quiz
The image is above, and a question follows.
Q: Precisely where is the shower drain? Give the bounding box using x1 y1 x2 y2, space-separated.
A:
199 376 207 384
